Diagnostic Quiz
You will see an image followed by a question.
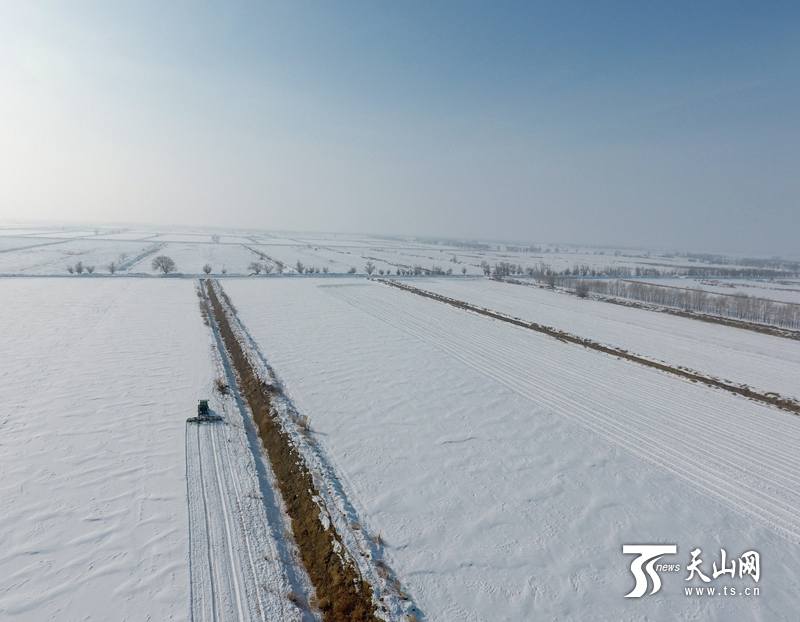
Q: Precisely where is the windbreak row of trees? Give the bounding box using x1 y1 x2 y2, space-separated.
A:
483 259 799 281
484 261 669 279
677 252 800 274
393 264 464 276
566 278 800 330
683 266 795 279
66 261 95 274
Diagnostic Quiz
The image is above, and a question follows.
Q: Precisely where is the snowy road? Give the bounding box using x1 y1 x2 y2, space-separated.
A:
187 415 308 622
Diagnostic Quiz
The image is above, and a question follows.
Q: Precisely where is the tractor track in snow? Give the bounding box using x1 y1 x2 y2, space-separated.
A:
379 279 800 416
328 282 800 544
205 280 417 621
186 422 220 621
186 285 309 622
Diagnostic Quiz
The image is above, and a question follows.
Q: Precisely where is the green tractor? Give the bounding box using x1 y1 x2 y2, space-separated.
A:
186 399 223 424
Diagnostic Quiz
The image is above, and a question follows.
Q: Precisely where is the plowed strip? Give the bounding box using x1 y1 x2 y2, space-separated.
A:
205 280 379 622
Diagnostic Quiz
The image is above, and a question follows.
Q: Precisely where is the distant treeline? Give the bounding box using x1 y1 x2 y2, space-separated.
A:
483 260 800 329
670 252 800 273
555 278 800 330
482 261 664 279
482 260 799 280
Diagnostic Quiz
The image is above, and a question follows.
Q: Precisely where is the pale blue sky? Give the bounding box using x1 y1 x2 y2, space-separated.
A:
0 1 797 252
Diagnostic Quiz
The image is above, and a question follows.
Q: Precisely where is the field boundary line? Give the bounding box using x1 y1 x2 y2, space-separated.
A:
379 278 800 416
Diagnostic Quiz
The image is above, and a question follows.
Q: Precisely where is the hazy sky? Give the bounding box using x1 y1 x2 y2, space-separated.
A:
1 1 797 252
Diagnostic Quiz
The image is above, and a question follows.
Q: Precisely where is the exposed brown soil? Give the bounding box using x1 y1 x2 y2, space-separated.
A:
380 279 800 417
204 280 380 622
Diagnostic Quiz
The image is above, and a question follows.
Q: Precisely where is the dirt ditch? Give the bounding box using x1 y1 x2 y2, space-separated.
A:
380 278 800 417
204 280 380 622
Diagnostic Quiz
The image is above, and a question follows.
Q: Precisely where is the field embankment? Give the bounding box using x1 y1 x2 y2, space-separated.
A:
204 280 381 622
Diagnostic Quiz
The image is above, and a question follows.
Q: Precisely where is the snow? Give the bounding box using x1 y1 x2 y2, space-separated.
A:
133 241 260 275
0 227 52 236
25 229 99 238
0 279 211 620
0 236 52 252
632 277 800 305
188 287 312 621
248 243 360 274
94 231 161 241
415 277 800 400
0 239 157 274
224 277 800 621
2 225 799 620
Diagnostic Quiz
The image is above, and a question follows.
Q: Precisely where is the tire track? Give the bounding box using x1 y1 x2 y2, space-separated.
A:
214 423 269 622
208 426 247 621
191 282 310 622
328 283 800 544
192 423 220 622
380 279 800 415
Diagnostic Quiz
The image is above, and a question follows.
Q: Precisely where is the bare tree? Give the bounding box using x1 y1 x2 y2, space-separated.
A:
275 260 285 274
108 261 117 274
67 265 74 274
295 260 305 274
263 263 274 274
348 266 356 274
152 255 176 274
575 281 590 298
221 266 227 275
364 261 376 275
248 261 262 275
75 261 84 274
322 266 329 274
211 234 220 243
462 266 467 275
203 263 212 275
86 265 95 274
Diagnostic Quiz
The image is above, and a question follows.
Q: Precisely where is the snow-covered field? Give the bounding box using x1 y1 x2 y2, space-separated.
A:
414 277 800 400
0 279 212 620
224 277 800 621
133 241 258 275
0 277 319 621
248 243 361 274
0 238 157 274
3 224 800 620
632 277 800 305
